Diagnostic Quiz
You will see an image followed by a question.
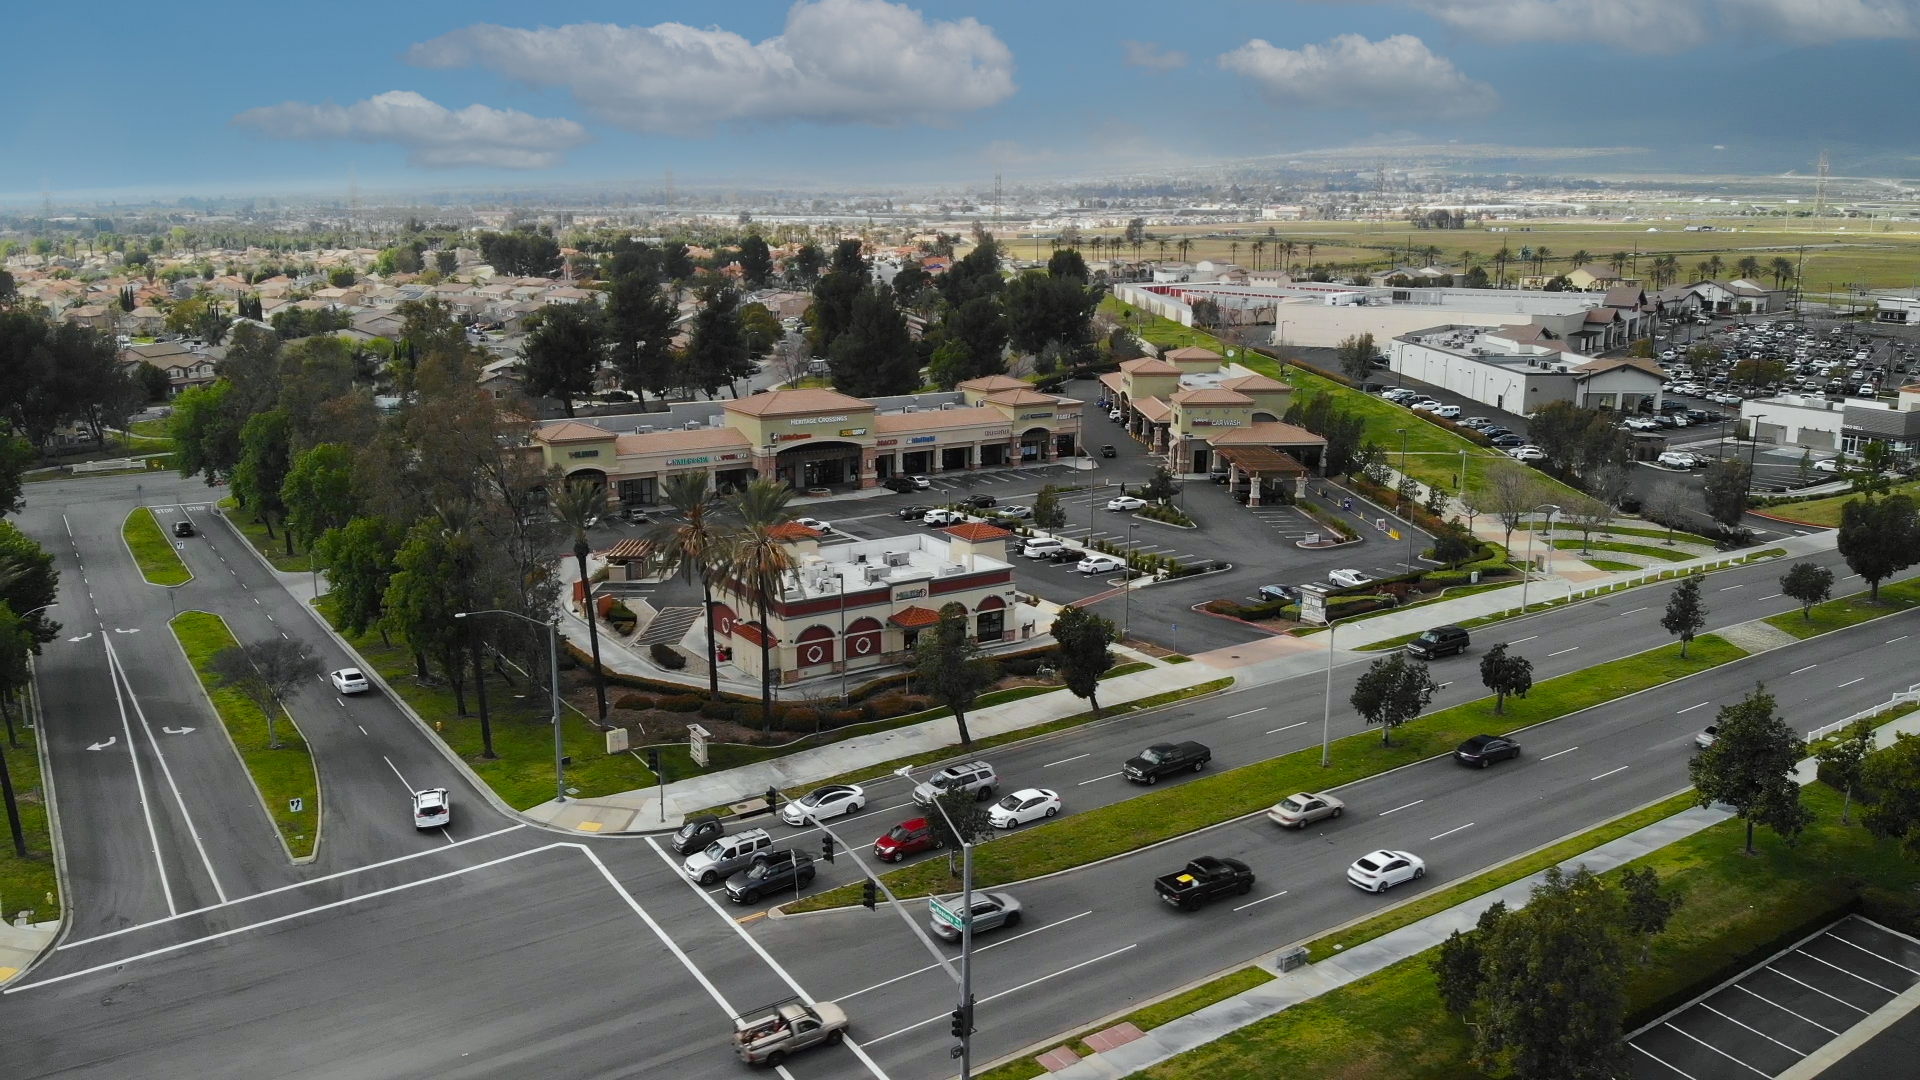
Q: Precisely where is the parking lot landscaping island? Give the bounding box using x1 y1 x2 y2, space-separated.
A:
170 612 319 859
122 506 190 587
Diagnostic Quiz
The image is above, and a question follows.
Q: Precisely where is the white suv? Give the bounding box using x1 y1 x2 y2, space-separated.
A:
1022 538 1067 559
913 761 999 805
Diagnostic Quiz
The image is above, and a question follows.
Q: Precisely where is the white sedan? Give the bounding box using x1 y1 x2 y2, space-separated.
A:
1077 554 1126 575
988 788 1061 828
331 668 370 694
1107 496 1147 512
1327 568 1375 589
1507 446 1547 462
1347 849 1425 893
779 783 867 824
1812 458 1842 473
794 516 834 534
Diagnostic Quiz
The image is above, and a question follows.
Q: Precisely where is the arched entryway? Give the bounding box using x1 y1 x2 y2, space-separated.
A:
775 440 863 490
1018 427 1051 463
845 617 884 664
975 595 1006 643
795 624 836 669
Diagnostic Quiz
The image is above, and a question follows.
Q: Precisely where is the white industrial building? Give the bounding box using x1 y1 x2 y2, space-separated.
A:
1741 385 1920 455
1388 325 1666 417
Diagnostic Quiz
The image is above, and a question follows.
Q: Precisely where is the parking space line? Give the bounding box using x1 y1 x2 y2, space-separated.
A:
1794 949 1900 994
1701 1002 1809 1056
1826 931 1920 976
1735 984 1841 1035
1662 1020 1773 1077
1630 1041 1702 1079
1763 967 1871 1013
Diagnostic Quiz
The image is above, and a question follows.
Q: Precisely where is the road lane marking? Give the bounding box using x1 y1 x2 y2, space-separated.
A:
1759 592 1782 600
1548 647 1580 657
106 638 228 906
357 725 368 736
1429 823 1475 841
1380 800 1423 816
1889 636 1909 645
1617 607 1649 617
1267 722 1307 734
1790 664 1818 675
1541 746 1579 760
840 911 1094 1000
1042 753 1089 768
1078 771 1121 785
868 944 1139 1044
382 756 415 793
101 632 177 917
1228 707 1268 719
1508 635 1538 644
1232 889 1289 912
1837 677 1865 688
1591 766 1630 781
1720 584 1745 591
1678 701 1712 713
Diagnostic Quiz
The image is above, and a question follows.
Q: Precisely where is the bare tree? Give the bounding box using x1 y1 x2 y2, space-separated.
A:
1483 459 1542 560
211 639 324 749
1585 464 1630 529
1643 483 1696 546
1565 494 1614 555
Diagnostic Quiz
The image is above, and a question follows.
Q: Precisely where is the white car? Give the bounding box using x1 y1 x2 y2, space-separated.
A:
331 668 370 694
412 788 451 830
780 784 866 825
987 788 1061 828
909 475 933 490
999 504 1033 519
1022 538 1068 558
1657 451 1697 469
1077 554 1126 575
1508 446 1547 462
923 508 966 526
793 517 834 534
1347 849 1425 893
1107 496 1147 511
1430 404 1462 419
1328 568 1375 589
1812 458 1841 473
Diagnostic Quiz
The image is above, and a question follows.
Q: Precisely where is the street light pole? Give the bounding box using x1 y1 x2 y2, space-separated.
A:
834 569 848 706
1122 522 1138 642
457 609 567 803
895 766 977 1080
1518 503 1559 613
1320 619 1337 767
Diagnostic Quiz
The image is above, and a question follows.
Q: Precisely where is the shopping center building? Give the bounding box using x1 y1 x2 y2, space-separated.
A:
528 381 1087 507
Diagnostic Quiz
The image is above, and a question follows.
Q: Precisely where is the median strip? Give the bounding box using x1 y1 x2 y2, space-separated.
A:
122 507 190 586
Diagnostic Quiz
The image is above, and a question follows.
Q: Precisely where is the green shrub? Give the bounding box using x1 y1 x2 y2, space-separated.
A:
614 692 656 711
698 700 738 722
660 695 703 713
649 642 687 670
827 708 867 727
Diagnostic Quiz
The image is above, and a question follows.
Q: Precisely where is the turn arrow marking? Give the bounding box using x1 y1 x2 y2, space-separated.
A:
67 633 94 643
161 727 196 735
86 737 117 751
112 628 141 634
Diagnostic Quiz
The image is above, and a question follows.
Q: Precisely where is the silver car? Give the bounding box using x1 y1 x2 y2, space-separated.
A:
928 891 1023 942
1267 791 1345 829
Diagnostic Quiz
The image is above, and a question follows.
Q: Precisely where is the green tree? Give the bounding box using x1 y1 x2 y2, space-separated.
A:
1032 484 1066 529
551 479 609 721
1474 867 1630 1080
0 522 59 646
385 519 474 714
808 240 868 358
739 302 783 359
737 234 774 288
210 638 322 749
1349 652 1438 746
1478 642 1533 714
641 471 731 701
1848 441 1896 499
434 250 457 275
605 271 677 404
1862 732 1920 859
1817 717 1877 825
1004 270 1099 360
1619 865 1681 963
727 479 798 730
927 339 973 390
169 381 243 481
133 361 172 403
315 517 400 641
1778 560 1834 621
827 284 917 397
1140 466 1178 505
1701 458 1751 528
1661 574 1706 658
915 601 996 747
1837 493 1920 600
1431 901 1506 1020
522 301 604 417
0 606 30 857
682 284 754 398
231 409 294 551
1051 605 1118 718
1689 685 1811 854
1335 332 1377 383
280 443 358 558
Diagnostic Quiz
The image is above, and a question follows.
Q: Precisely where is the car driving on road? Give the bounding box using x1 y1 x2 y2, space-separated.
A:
731 998 848 1067
670 815 726 855
874 818 942 862
172 520 195 537
929 892 1023 941
1347 849 1425 892
1267 791 1345 828
987 788 1060 828
1404 625 1469 660
412 788 450 829
1154 856 1254 911
725 849 815 904
1123 740 1211 784
331 668 370 694
912 761 997 805
923 508 965 526
780 784 867 824
1453 734 1520 768
684 828 775 885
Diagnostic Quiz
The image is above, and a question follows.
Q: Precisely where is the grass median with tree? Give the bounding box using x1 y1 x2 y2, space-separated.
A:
0 707 60 925
122 506 190 586
217 497 312 573
1763 575 1920 639
786 636 1745 912
1552 538 1694 563
171 612 319 858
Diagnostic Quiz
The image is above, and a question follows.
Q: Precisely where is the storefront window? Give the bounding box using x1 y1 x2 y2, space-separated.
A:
976 609 1004 642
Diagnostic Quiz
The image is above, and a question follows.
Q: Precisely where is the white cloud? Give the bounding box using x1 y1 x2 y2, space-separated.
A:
1311 0 1919 52
1219 34 1499 118
406 0 1017 136
232 91 590 169
1122 40 1189 71
1722 0 1920 43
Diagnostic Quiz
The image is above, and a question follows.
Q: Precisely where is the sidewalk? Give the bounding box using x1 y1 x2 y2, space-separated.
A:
1041 697 1920 1080
520 654 1228 833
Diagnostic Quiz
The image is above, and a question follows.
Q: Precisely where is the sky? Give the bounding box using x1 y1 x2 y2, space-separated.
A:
9 0 1920 203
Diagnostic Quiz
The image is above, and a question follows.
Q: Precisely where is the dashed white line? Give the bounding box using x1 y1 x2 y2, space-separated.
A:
1837 677 1865 688
357 726 368 736
1678 701 1712 714
1267 722 1308 735
1720 584 1745 591
1429 823 1475 841
1042 753 1089 768
1591 765 1630 781
1547 647 1580 657
1508 635 1538 645
1379 799 1424 816
1618 607 1649 617
1789 664 1818 675
1541 746 1579 760
1232 889 1289 912
1228 707 1268 719
1078 771 1122 785
1759 592 1782 600
1889 636 1909 645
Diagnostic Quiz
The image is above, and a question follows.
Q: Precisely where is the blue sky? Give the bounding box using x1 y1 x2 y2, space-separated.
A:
9 0 1920 202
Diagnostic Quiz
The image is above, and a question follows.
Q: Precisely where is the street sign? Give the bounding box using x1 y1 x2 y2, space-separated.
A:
1298 584 1330 627
929 896 965 931
688 723 711 768
289 797 304 813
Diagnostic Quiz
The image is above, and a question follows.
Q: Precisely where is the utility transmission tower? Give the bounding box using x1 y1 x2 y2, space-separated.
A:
992 172 1003 227
348 166 360 240
1812 150 1829 226
664 167 674 211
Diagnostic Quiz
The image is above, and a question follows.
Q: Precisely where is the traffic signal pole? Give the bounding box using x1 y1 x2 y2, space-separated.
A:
960 838 975 1080
795 799 958 983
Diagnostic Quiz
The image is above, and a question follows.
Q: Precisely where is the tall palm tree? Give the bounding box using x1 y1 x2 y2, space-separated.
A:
643 471 730 701
1156 237 1169 263
1609 251 1630 276
552 479 609 721
1736 255 1760 281
1304 242 1316 270
1707 254 1725 280
1177 238 1192 264
1534 246 1553 274
1251 238 1266 271
1228 240 1240 267
1568 249 1591 269
1695 258 1714 282
1425 244 1440 266
726 478 799 731
1492 246 1512 287
1769 256 1796 289
1282 240 1296 271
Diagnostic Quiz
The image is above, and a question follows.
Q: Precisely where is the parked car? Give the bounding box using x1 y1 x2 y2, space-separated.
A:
909 475 933 489
1100 444 1118 458
1107 495 1147 511
999 504 1033 519
1077 554 1126 575
912 761 998 805
1489 434 1527 448
1257 583 1300 603
1454 734 1521 768
730 998 848 1067
780 784 867 825
683 828 775 885
882 476 919 493
962 493 997 509
670 814 726 855
1507 446 1547 462
1022 537 1067 559
929 891 1022 941
172 520 195 537
1154 856 1254 911
411 787 451 829
988 788 1061 828
330 667 370 694
1267 791 1345 828
1405 625 1470 660
874 818 942 862
1657 451 1697 469
1123 740 1211 784
1431 404 1462 419
1812 458 1841 473
898 505 934 520
1041 547 1083 564
793 517 833 534
1347 849 1425 892
725 849 815 903
1327 568 1375 589
923 508 966 526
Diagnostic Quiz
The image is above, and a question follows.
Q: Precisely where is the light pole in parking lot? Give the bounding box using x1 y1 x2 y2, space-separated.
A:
1518 504 1560 613
456 608 566 804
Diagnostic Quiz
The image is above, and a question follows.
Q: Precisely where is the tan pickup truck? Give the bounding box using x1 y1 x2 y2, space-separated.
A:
731 998 849 1067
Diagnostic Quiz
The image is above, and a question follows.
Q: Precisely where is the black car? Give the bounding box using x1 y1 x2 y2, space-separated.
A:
898 505 934 521
725 849 816 904
1489 434 1527 448
172 520 195 537
1405 624 1469 660
1100 445 1117 458
1454 734 1520 768
1123 741 1211 784
965 493 997 509
1041 547 1082 564
882 477 919 493
669 814 725 855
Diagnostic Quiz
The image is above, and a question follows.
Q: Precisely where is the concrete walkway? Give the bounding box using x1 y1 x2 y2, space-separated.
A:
1039 694 1920 1080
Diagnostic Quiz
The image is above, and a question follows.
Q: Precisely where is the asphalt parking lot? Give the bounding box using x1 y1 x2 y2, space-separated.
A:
1628 915 1920 1080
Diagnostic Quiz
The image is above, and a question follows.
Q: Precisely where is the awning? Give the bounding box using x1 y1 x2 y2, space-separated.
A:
1214 445 1309 476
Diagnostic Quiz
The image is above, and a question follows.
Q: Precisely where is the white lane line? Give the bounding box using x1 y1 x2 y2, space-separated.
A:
1508 635 1538 645
1547 647 1580 657
1720 584 1746 591
1228 707 1268 719
1759 592 1782 600
1789 664 1818 675
336 698 346 707
1678 701 1712 714
1890 636 1910 645
1837 677 1865 688
1591 765 1630 781
643 838 892 1080
357 725 368 736
1429 823 1475 841
382 756 414 793
106 637 228 905
1618 607 1650 617
1379 800 1423 816
101 632 176 917
1541 746 1580 760
1232 889 1289 912
1078 771 1121 785
1630 1041 1702 1080
867 944 1139 1044
839 911 1094 1000
1042 753 1090 768
1267 722 1308 735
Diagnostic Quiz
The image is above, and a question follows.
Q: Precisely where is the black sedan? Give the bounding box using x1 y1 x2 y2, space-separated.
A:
898 505 935 521
1454 734 1520 768
669 814 725 855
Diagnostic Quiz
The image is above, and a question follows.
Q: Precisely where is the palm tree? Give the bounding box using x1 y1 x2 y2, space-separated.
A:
1534 246 1553 275
643 471 731 702
727 478 799 731
1736 255 1760 281
1695 258 1714 282
1568 249 1591 269
1229 240 1240 267
552 479 609 721
1282 239 1296 271
1304 242 1316 270
1492 246 1512 287
1425 244 1440 266
1769 256 1796 289
1156 238 1169 263
1251 238 1266 271
1609 251 1630 276
1177 238 1193 264
1707 254 1725 280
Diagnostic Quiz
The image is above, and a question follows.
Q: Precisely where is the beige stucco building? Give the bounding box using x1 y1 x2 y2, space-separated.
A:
1098 346 1325 483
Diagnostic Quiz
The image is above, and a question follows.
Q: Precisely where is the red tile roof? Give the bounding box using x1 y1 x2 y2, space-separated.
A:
766 522 822 541
943 522 1012 542
889 606 943 629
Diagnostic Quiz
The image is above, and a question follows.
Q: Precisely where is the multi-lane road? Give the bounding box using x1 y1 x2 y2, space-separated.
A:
5 471 1916 1080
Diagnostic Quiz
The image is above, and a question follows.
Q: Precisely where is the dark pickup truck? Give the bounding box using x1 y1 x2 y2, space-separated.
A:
1123 741 1211 784
1154 857 1255 911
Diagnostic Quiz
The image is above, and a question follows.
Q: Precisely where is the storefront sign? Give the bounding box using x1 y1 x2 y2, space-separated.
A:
567 449 601 459
788 414 851 425
1189 418 1243 427
839 428 867 437
983 428 1010 437
717 453 744 462
875 439 898 447
1020 412 1054 420
774 432 811 442
667 456 710 466
894 587 927 601
909 435 937 444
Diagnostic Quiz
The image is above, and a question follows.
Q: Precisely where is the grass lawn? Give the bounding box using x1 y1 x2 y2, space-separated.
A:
1520 521 1716 546
979 966 1276 1080
0 700 61 926
122 506 191 586
1553 538 1694 562
1762 481 1920 527
171 612 319 859
127 418 173 441
1587 558 1642 572
1134 781 1920 1080
1763 575 1920 639
218 497 312 573
787 637 1743 912
1100 661 1154 680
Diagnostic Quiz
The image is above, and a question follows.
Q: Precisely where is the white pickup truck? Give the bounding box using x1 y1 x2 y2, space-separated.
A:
731 998 849 1067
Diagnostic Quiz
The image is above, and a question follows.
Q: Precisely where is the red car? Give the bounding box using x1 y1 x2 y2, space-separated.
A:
874 818 942 863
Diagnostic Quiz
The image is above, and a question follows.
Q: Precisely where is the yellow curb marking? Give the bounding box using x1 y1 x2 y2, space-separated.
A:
575 821 604 832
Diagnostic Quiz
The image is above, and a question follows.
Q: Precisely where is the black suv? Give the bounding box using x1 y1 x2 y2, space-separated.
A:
1404 625 1469 660
882 476 918 493
725 850 816 904
965 493 997 509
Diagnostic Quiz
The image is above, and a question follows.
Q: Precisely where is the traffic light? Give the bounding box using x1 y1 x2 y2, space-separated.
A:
765 786 778 814
646 748 660 774
821 835 836 863
861 879 878 911
949 996 974 1039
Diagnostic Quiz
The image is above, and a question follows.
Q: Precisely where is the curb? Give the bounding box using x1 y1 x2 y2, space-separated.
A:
119 507 192 589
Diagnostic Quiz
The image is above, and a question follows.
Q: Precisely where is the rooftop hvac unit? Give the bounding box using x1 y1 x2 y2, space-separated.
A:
865 566 889 584
904 405 918 413
941 402 956 410
854 553 868 563
884 551 910 567
685 421 701 430
943 564 967 575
